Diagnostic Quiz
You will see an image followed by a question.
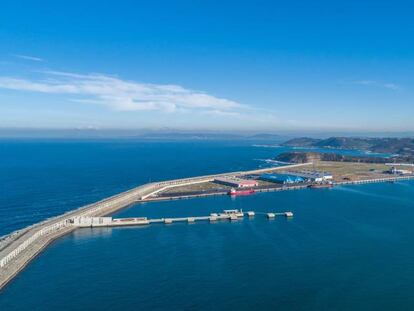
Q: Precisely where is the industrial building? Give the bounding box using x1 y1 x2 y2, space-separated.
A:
387 167 412 175
214 176 259 188
286 170 333 182
260 173 305 184
259 170 333 184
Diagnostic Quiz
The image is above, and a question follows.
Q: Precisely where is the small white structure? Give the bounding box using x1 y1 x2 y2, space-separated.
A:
284 212 294 217
389 167 412 175
247 211 255 217
214 177 258 188
221 209 244 217
322 173 333 180
267 213 276 219
72 216 112 227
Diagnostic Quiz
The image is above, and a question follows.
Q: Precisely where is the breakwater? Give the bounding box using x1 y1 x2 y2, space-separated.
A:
0 163 310 290
334 175 414 186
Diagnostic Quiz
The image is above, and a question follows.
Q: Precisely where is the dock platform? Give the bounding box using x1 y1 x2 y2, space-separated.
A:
71 210 294 228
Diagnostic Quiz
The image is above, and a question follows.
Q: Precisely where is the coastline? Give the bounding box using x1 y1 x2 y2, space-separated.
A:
0 163 310 290
142 175 414 202
1 161 413 291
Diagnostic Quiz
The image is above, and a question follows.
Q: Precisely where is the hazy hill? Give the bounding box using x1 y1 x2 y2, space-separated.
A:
282 137 414 156
275 151 390 164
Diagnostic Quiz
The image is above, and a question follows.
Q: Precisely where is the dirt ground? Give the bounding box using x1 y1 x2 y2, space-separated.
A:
158 161 412 196
284 161 389 182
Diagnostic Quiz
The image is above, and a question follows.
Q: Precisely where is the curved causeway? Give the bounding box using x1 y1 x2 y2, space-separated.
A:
0 163 310 290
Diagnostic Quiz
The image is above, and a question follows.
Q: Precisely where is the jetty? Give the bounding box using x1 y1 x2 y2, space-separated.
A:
1 159 413 290
0 162 309 290
71 210 293 228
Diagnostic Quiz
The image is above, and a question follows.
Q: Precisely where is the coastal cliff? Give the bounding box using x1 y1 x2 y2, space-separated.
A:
282 137 414 156
275 152 391 164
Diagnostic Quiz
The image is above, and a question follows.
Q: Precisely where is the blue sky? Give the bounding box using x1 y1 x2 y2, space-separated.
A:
0 0 413 132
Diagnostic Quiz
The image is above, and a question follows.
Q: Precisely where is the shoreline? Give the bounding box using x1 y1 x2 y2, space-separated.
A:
0 163 310 290
141 175 414 203
0 162 413 291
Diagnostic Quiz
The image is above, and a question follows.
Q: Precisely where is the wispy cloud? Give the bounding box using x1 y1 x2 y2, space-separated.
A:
352 80 401 91
13 54 44 62
0 71 243 114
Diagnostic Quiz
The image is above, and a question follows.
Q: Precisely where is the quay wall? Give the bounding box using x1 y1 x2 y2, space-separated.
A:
0 162 311 290
334 175 414 186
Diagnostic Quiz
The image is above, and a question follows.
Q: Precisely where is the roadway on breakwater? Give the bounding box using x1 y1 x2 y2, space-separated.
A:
0 162 310 290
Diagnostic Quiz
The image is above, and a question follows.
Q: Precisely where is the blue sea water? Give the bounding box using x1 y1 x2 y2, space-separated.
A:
0 139 413 310
0 139 284 236
0 139 387 236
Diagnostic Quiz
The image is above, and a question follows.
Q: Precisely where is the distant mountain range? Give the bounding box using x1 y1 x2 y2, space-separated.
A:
282 137 414 156
133 132 285 141
0 128 286 141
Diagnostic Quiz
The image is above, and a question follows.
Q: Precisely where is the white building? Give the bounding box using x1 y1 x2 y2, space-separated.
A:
214 177 258 188
389 167 412 175
72 216 113 227
285 170 333 182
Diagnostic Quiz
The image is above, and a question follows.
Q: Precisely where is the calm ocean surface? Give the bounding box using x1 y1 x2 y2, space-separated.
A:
0 139 413 310
0 139 285 236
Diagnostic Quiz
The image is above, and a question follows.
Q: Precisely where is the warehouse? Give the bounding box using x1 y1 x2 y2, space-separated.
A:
387 167 412 175
287 170 333 182
259 173 305 184
214 177 258 188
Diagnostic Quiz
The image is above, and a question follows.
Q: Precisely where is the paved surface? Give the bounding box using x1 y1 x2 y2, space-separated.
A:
0 162 311 290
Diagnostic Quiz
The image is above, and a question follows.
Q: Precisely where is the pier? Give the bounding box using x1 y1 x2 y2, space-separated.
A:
71 210 294 228
1 160 413 290
0 162 309 290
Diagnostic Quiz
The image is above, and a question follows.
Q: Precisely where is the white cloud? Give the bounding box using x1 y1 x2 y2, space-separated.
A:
13 54 44 62
0 71 243 114
353 80 401 90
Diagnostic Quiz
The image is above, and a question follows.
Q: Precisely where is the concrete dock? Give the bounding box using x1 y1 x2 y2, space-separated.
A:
71 210 293 228
1 161 412 290
0 163 309 290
